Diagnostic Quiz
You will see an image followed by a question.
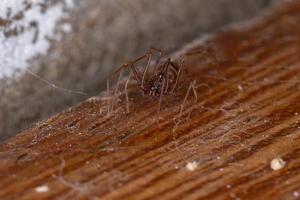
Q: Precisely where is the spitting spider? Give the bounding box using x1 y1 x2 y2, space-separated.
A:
107 46 218 115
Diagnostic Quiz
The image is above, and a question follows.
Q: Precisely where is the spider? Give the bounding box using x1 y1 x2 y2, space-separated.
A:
107 46 218 114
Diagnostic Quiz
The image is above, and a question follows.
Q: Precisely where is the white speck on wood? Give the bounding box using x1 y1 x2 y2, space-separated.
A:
186 161 198 171
237 84 243 91
270 157 286 170
35 185 49 193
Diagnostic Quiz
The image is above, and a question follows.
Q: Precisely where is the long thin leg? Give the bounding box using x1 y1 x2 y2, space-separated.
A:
112 54 147 80
164 58 171 94
111 67 123 112
158 78 166 111
106 79 111 116
171 57 185 93
189 80 198 118
149 47 163 75
142 52 152 88
128 54 152 89
179 80 198 118
165 67 170 94
191 80 198 102
130 64 144 88
125 71 132 113
149 47 163 66
140 47 164 88
179 82 192 117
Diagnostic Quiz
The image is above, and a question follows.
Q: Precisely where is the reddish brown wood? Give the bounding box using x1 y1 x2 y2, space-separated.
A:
1 1 300 199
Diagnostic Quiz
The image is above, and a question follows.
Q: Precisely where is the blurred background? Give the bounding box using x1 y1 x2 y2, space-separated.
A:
0 0 277 142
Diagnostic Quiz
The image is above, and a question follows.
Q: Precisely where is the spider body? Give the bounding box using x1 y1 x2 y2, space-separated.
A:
140 58 178 99
109 46 218 113
144 72 164 98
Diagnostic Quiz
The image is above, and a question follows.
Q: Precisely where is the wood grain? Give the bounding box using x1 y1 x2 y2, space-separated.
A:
1 1 300 199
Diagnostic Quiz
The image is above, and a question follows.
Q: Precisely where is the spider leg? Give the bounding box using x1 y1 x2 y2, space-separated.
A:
112 63 129 78
127 54 152 91
112 53 147 79
186 46 220 67
148 47 163 75
179 81 191 117
189 80 198 118
191 80 198 101
170 56 184 93
110 54 148 113
179 80 198 118
130 63 145 90
158 78 166 111
142 47 165 88
131 54 148 67
149 47 163 65
142 52 152 88
111 67 124 112
164 58 171 94
106 79 111 116
124 71 132 113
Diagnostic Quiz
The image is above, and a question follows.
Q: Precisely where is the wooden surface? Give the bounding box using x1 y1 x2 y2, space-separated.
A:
1 1 300 199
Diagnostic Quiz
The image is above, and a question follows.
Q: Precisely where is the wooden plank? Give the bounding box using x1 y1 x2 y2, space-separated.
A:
1 1 300 199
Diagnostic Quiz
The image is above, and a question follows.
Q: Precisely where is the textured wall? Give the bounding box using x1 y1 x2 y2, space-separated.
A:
0 0 273 141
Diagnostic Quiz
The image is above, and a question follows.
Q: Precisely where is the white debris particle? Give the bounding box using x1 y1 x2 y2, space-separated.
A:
293 191 299 197
270 157 286 170
185 161 198 171
295 112 299 116
237 85 243 91
35 185 49 193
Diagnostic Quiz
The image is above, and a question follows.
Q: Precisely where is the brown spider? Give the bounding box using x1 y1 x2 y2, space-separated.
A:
107 46 218 114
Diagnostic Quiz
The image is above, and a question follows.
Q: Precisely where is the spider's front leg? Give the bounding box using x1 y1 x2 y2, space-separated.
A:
111 53 151 113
